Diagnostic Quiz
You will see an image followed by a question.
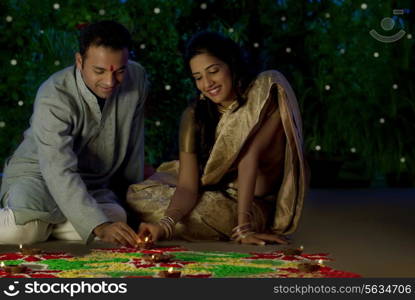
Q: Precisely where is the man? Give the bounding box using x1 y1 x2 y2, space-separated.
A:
0 21 148 246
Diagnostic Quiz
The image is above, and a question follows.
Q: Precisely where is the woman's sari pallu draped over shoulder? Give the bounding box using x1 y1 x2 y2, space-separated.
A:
127 70 309 240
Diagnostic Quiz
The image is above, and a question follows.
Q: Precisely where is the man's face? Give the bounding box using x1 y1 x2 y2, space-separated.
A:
76 45 129 99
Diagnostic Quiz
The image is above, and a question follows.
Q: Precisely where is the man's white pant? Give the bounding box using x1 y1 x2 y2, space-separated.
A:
0 203 126 245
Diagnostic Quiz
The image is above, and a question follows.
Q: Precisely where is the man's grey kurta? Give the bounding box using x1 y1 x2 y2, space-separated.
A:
0 61 148 243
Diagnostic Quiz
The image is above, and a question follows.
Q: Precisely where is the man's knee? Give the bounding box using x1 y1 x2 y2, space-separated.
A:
0 226 48 245
0 209 51 244
3 177 55 214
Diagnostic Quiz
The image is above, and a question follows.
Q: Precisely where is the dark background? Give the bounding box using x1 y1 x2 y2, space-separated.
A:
0 0 414 187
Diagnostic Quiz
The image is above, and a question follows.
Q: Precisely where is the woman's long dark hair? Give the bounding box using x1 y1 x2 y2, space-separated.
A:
184 31 259 177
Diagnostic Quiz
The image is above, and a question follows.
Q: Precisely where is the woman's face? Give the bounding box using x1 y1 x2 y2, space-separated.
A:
189 53 236 107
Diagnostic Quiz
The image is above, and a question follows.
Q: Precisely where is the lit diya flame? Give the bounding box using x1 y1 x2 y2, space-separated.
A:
19 244 42 255
158 266 181 277
318 259 324 265
1 262 27 274
143 253 173 263
137 235 154 249
299 245 304 251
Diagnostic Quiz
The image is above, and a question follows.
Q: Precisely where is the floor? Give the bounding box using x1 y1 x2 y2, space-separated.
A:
1 188 414 277
295 188 415 277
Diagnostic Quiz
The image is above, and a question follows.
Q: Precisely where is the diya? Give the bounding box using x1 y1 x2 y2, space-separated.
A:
158 267 181 278
281 245 304 256
1 262 28 274
142 253 173 263
19 244 42 255
137 236 154 250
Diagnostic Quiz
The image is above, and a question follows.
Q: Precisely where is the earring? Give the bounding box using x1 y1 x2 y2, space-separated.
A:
199 93 206 101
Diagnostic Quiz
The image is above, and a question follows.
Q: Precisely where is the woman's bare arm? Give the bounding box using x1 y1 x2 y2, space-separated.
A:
164 151 200 222
237 111 281 220
138 152 199 241
236 110 287 245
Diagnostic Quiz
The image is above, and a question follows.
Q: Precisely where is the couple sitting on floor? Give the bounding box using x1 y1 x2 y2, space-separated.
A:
0 21 308 247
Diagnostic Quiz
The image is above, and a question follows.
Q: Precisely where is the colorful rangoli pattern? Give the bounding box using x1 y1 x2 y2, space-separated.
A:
0 246 360 278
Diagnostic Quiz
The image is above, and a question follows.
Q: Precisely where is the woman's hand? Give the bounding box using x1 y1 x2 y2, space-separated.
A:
238 232 289 246
137 222 165 242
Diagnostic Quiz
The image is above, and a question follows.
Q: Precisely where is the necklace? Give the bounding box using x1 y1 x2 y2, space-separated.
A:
217 100 238 114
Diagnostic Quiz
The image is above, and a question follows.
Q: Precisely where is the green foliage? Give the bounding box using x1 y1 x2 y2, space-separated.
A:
0 0 414 182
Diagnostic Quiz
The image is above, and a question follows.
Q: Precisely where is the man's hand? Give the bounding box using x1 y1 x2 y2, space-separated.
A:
93 222 138 247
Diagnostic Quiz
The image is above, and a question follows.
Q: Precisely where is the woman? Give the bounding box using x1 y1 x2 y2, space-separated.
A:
127 32 308 245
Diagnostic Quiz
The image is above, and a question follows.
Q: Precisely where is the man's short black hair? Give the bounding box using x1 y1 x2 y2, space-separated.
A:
79 20 132 57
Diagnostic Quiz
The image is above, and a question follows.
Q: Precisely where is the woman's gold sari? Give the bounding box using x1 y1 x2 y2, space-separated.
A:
126 70 308 240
